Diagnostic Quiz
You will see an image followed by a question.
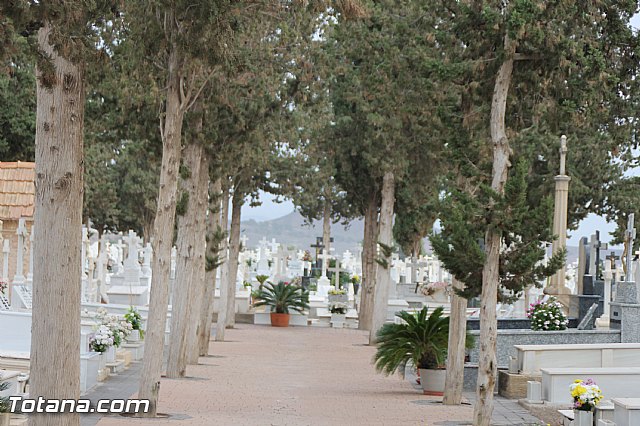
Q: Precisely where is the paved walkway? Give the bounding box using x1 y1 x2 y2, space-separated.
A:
92 325 544 426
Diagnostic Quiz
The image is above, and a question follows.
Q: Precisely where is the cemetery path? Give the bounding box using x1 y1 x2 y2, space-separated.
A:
94 325 532 425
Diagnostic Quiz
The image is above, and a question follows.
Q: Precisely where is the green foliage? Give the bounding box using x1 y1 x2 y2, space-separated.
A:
0 36 35 161
205 224 227 272
124 306 144 339
374 307 473 374
0 379 9 413
431 161 565 303
253 281 310 314
175 192 189 217
375 241 393 269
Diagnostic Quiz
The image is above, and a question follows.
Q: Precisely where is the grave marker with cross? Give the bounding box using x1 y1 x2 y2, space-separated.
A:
318 250 332 279
328 260 342 288
589 231 608 279
406 256 428 292
606 251 620 271
624 213 636 281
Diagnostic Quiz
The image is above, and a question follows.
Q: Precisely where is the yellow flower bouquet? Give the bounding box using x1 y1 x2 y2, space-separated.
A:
569 378 602 411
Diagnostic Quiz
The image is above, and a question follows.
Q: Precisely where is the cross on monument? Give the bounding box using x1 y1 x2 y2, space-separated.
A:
624 213 636 281
406 256 428 292
318 250 332 278
559 134 568 175
269 238 279 254
606 251 620 270
589 231 608 279
310 237 324 263
328 260 342 288
240 234 249 249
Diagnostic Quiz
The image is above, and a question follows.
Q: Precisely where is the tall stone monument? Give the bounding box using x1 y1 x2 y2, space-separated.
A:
546 135 572 306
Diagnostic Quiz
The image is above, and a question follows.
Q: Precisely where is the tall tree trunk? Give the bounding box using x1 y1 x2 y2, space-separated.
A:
214 187 230 341
224 190 243 328
198 178 222 356
322 198 331 258
358 194 379 331
473 38 515 426
30 22 84 426
138 38 185 416
166 141 205 378
187 153 209 364
443 278 468 405
369 172 395 344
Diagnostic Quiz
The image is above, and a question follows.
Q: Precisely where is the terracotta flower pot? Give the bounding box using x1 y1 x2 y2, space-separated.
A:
270 313 290 327
418 368 446 396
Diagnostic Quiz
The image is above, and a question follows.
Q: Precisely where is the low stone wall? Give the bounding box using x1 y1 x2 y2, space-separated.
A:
466 317 579 330
468 328 621 367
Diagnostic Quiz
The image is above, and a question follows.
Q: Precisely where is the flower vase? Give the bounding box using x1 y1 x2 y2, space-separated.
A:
127 329 141 343
105 345 116 363
331 313 346 328
573 410 593 426
98 352 107 372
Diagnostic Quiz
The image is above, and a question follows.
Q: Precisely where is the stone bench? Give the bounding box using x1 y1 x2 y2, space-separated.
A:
516 343 640 375
613 398 640 426
541 367 640 404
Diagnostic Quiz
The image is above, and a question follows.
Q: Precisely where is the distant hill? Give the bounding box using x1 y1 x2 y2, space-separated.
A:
240 211 364 255
240 211 590 264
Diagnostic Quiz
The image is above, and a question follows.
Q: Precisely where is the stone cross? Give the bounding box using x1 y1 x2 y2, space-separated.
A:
328 260 342 288
624 213 636 282
310 237 324 262
559 135 568 175
406 256 428 292
269 238 279 254
589 231 607 279
318 250 332 278
259 236 268 248
240 234 248 250
606 251 620 271
13 218 28 285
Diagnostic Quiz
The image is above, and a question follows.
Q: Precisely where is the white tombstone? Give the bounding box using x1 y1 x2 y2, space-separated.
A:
96 237 109 303
596 261 613 329
141 243 152 278
25 227 34 286
256 241 270 276
2 239 9 283
12 218 27 286
318 250 332 279
123 230 142 284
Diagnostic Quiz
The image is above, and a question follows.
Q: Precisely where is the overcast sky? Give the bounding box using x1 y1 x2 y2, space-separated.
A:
242 14 640 248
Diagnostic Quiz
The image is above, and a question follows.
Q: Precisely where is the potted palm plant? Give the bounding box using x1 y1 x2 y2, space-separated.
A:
253 281 310 327
374 306 472 395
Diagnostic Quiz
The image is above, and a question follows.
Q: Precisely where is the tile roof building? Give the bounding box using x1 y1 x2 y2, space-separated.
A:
0 162 34 286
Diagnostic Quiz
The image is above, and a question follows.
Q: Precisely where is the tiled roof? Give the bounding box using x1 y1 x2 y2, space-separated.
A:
0 162 34 220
